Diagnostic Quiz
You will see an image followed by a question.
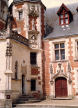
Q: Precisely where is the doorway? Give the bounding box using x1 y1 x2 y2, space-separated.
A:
55 77 68 97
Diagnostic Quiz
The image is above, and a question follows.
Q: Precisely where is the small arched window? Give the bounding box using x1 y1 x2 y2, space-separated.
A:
15 61 18 80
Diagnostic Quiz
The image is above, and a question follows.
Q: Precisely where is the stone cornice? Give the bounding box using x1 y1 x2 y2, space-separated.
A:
7 31 29 47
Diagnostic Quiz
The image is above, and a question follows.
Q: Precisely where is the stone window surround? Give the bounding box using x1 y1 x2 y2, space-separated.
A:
52 41 66 62
18 10 23 20
54 42 65 61
15 8 23 21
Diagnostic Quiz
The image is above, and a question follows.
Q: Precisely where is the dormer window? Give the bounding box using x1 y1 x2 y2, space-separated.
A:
57 4 73 26
59 11 69 25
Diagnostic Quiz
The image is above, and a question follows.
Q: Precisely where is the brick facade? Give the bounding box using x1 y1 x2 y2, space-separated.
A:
43 40 50 97
43 36 78 99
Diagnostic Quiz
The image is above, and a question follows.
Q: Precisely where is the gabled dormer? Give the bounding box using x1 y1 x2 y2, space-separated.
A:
57 4 73 26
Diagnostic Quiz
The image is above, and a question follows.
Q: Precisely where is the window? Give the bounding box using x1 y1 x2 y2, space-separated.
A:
32 19 35 30
30 52 37 65
59 10 69 25
15 61 18 79
31 79 36 91
55 43 65 60
18 10 23 20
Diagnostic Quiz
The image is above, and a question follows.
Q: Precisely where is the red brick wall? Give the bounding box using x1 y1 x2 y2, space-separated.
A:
43 37 78 97
68 37 78 95
41 6 46 97
42 40 50 97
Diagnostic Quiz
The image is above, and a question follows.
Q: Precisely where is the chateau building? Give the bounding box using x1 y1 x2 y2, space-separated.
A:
0 0 78 108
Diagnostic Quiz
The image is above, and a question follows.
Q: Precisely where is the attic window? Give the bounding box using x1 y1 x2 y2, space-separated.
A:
57 4 73 26
59 11 69 25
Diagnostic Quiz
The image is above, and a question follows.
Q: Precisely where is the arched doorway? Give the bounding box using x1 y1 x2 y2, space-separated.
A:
55 77 68 97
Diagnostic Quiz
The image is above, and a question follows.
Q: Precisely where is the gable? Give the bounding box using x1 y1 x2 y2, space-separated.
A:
57 4 71 16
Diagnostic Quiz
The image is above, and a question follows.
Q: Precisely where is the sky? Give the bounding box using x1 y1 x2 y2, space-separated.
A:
9 0 78 8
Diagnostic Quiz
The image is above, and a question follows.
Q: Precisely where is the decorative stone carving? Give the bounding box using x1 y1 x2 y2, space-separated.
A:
50 63 54 85
21 66 27 75
50 62 69 85
68 62 72 83
57 62 64 74
28 30 39 48
28 5 39 17
6 42 12 56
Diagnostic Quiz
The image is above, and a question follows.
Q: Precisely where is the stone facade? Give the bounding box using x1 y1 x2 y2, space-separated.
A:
0 0 46 107
10 0 46 100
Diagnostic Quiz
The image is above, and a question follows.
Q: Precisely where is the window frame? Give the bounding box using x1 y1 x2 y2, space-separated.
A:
18 10 23 20
59 10 69 25
31 79 36 91
30 52 37 65
54 43 65 61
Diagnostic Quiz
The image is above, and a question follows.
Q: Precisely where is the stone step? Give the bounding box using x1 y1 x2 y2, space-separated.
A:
12 95 41 107
13 99 41 106
13 104 78 108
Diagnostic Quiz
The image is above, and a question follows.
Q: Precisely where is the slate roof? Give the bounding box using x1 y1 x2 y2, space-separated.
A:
45 3 78 39
13 0 46 10
13 0 41 3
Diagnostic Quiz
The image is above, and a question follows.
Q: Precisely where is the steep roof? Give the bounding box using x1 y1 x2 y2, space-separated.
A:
13 0 41 3
57 3 71 15
13 0 46 10
45 3 78 39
